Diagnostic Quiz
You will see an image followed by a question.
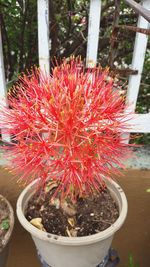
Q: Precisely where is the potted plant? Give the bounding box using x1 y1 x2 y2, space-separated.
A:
0 58 131 267
0 195 14 267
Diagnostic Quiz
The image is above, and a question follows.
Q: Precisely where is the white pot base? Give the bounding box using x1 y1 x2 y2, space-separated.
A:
37 248 120 267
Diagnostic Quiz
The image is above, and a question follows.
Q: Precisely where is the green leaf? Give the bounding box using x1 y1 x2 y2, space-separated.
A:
0 219 10 230
128 253 139 267
146 188 150 193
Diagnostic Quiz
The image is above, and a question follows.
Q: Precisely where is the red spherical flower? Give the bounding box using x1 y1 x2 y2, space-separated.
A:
0 58 132 198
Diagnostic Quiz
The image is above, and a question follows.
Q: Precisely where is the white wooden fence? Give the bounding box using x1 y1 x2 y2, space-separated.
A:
86 0 150 136
0 0 150 142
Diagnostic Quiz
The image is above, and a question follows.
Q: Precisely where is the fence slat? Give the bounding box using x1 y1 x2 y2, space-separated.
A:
0 27 11 142
126 0 150 111
37 0 50 73
0 29 6 104
128 113 150 133
124 0 150 142
125 0 150 23
86 0 101 68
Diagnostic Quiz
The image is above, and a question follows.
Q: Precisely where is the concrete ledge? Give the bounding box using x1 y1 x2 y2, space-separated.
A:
125 146 150 170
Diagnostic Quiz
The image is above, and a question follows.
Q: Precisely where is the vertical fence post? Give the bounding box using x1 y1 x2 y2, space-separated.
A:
125 0 150 142
0 27 10 142
86 0 101 68
126 0 150 111
37 0 50 73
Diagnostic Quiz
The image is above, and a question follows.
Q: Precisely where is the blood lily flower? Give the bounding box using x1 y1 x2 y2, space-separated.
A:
0 58 132 199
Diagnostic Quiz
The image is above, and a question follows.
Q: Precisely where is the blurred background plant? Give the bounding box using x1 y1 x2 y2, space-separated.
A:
0 0 149 143
127 254 139 267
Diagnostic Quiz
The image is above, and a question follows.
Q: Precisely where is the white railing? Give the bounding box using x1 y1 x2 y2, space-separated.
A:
0 28 10 142
125 0 150 23
37 0 50 74
126 0 150 134
86 0 150 136
0 0 150 142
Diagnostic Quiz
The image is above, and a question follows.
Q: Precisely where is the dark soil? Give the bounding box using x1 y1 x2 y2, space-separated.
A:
0 195 10 251
26 184 119 237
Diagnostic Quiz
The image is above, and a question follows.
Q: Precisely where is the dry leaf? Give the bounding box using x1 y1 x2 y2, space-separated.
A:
66 226 77 237
30 218 46 231
45 181 58 193
68 217 75 227
66 226 72 237
61 200 76 216
70 228 77 237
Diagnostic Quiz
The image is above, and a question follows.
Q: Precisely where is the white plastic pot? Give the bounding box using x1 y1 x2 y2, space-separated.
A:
16 179 127 267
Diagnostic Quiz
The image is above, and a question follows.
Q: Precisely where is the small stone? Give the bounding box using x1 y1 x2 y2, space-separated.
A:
50 198 60 209
40 205 44 212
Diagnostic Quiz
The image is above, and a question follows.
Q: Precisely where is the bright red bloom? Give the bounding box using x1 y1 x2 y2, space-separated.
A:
0 58 132 198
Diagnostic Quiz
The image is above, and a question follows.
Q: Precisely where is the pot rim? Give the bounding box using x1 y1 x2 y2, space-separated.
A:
16 178 127 246
0 194 14 252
